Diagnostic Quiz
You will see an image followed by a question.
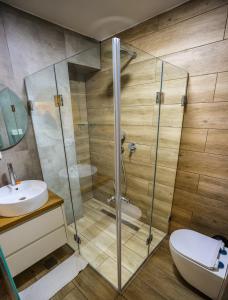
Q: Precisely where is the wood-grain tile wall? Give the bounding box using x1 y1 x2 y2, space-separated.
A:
117 0 228 237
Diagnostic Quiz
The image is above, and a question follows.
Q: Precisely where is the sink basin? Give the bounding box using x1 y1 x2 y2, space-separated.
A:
0 180 48 217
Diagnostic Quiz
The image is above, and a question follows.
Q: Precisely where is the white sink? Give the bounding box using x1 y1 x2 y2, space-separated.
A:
0 180 48 217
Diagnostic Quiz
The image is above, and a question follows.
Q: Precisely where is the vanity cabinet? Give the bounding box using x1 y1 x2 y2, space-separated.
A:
0 193 67 277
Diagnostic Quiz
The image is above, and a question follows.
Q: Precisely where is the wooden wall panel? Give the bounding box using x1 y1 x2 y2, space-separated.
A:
198 175 228 202
158 127 182 149
169 205 192 232
131 7 227 57
87 83 157 108
214 72 228 101
162 78 186 104
118 17 158 42
175 170 199 193
156 166 177 187
156 148 179 169
153 183 174 203
183 102 228 129
178 150 228 180
173 188 228 217
159 105 183 128
180 128 207 152
205 129 228 155
122 106 154 126
187 74 217 103
158 0 228 29
161 39 228 76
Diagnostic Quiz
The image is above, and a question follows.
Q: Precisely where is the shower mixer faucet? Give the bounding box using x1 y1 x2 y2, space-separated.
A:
128 143 136 158
107 195 130 204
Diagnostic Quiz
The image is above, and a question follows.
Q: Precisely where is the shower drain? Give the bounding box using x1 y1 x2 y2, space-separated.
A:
100 209 139 231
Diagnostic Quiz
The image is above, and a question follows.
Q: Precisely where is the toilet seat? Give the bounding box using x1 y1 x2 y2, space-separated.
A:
170 229 223 270
169 229 228 299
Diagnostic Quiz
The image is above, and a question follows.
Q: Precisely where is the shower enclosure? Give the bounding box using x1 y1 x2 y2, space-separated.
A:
25 38 188 291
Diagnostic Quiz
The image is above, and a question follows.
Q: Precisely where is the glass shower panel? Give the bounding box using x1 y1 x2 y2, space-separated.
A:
53 46 101 227
53 46 119 287
118 42 164 288
53 46 101 251
149 60 188 252
81 43 118 287
25 66 79 249
54 60 83 239
24 39 188 292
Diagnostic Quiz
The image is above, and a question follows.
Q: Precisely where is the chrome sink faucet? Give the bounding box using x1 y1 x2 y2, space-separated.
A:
7 163 16 186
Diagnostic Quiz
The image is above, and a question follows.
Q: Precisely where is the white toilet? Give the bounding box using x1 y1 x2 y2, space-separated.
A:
169 229 228 299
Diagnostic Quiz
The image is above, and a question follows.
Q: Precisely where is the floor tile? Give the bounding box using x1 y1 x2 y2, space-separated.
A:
74 265 118 300
80 224 115 252
124 235 148 258
79 236 108 268
97 257 132 287
105 243 144 273
85 198 103 210
75 216 95 233
50 282 75 300
62 286 86 300
149 232 166 254
134 224 150 241
95 217 134 243
84 205 106 222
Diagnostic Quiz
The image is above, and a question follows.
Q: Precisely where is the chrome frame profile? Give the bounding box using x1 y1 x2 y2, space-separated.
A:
112 37 122 292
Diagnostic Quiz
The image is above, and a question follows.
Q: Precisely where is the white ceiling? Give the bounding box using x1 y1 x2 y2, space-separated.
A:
2 0 188 41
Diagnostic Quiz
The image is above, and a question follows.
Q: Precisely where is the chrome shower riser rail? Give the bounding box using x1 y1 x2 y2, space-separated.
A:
112 37 122 292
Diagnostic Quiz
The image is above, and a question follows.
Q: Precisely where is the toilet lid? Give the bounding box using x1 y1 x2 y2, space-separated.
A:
170 229 223 270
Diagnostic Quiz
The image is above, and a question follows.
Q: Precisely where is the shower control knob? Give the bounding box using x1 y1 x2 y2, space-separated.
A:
128 143 136 153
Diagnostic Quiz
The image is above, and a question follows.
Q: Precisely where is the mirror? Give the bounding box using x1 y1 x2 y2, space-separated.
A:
0 84 28 151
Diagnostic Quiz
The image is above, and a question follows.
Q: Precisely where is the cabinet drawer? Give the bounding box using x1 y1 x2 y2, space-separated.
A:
0 206 64 257
7 226 67 277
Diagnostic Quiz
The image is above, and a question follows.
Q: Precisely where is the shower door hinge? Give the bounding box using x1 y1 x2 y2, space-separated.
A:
11 105 16 112
27 100 34 113
181 95 187 106
74 234 81 244
156 92 164 104
54 95 63 107
146 233 153 245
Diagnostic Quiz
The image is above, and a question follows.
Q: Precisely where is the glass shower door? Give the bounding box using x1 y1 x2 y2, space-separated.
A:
116 40 188 289
115 40 165 289
152 61 187 243
54 47 119 287
25 65 79 249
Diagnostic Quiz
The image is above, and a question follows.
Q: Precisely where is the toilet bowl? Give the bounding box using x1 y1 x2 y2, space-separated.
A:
169 229 228 299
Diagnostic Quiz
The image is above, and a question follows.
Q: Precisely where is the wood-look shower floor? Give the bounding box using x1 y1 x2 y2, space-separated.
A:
67 198 166 288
